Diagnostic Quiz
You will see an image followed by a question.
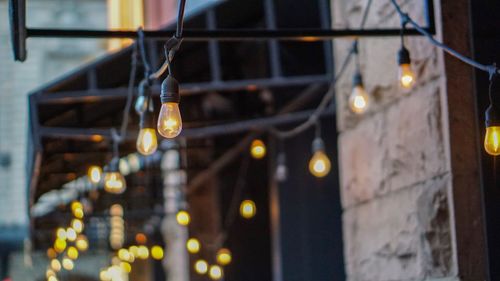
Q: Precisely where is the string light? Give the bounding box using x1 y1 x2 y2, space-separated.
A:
151 245 164 260
158 75 182 138
47 248 58 259
66 227 77 242
54 239 67 253
109 204 124 250
56 228 67 240
176 210 190 226
137 105 158 155
75 235 89 251
239 199 256 219
194 260 208 274
250 139 266 159
349 72 369 114
484 74 500 156
104 157 127 194
62 258 74 270
186 238 200 254
216 248 232 266
71 218 83 233
309 137 331 178
71 201 84 219
209 265 223 280
50 259 62 272
67 246 79 260
87 165 102 184
397 47 416 91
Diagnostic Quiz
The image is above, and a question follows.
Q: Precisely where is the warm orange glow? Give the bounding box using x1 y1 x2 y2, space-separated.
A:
239 200 256 219
216 248 232 266
104 172 126 194
309 150 331 178
176 210 190 226
76 235 89 251
67 246 79 260
157 102 182 138
151 245 164 260
209 265 223 280
485 126 500 156
250 139 266 159
349 85 369 114
186 238 201 254
398 63 416 91
107 0 144 50
137 128 158 155
87 166 102 184
194 260 208 274
135 233 147 245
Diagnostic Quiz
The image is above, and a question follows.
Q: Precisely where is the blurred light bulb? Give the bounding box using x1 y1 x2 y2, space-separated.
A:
176 210 190 226
62 258 74 270
104 172 126 194
216 248 232 266
47 248 58 259
76 235 89 251
67 246 78 260
118 249 131 261
137 128 158 155
239 200 256 219
48 276 59 281
157 102 182 138
485 126 500 156
71 219 83 233
309 138 331 178
46 269 56 278
135 233 147 245
137 245 149 259
209 265 223 280
100 269 111 281
88 166 102 184
120 262 132 273
398 63 416 90
186 238 200 254
56 228 67 240
349 85 369 114
151 246 164 260
51 259 61 272
194 260 208 274
250 139 266 159
66 228 77 242
54 239 67 253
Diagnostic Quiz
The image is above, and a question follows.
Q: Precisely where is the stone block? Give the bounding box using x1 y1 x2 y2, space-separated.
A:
343 176 453 281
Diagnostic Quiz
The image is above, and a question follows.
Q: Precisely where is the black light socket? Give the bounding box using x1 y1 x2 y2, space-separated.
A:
139 111 154 129
398 46 411 65
353 72 364 87
486 104 500 127
312 137 325 153
160 75 180 104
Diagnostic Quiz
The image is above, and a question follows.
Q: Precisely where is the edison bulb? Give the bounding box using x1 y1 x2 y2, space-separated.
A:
176 210 190 226
398 63 416 91
137 128 158 155
250 139 266 159
216 248 232 266
76 235 88 251
71 219 83 233
209 265 223 280
157 102 182 138
186 238 200 254
87 166 102 184
309 150 331 178
349 85 369 114
485 126 500 156
195 260 208 274
104 172 126 194
239 200 256 219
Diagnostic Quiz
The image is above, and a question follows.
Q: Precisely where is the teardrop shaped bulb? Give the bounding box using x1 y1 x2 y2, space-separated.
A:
157 102 182 138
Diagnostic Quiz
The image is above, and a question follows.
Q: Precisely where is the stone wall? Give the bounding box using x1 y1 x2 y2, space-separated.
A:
331 0 462 280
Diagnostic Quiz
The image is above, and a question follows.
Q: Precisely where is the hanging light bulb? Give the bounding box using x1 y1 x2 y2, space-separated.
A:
209 265 223 280
176 210 190 226
71 218 83 233
158 75 182 138
137 111 158 156
67 246 79 260
216 248 232 266
309 137 331 178
349 72 369 114
250 139 266 159
62 258 74 270
75 235 89 251
485 104 500 156
397 46 416 91
194 260 208 274
87 165 102 185
186 238 201 254
151 245 164 260
239 199 256 219
104 157 126 194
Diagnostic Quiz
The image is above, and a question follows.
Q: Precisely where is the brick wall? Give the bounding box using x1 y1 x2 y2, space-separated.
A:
331 0 461 280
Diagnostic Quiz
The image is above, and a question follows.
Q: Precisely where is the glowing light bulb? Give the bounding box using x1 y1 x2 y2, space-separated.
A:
157 102 182 138
399 63 416 90
137 128 158 155
209 265 223 280
120 262 132 273
239 200 256 219
194 260 208 274
54 239 67 253
66 228 77 242
176 210 190 226
48 276 59 281
104 172 126 194
397 47 416 91
56 228 67 240
76 235 89 251
186 238 200 254
151 246 164 260
87 166 102 184
309 138 331 178
349 86 369 114
51 259 62 272
250 139 266 159
118 249 131 261
62 258 74 270
216 248 232 266
485 126 500 156
46 269 56 278
71 219 83 233
47 248 58 259
137 245 149 259
67 246 79 260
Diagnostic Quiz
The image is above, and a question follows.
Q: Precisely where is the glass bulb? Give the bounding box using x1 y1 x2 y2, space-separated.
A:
309 150 331 178
151 245 164 260
250 139 266 159
157 102 182 138
104 172 126 194
137 128 158 155
186 238 201 254
176 210 191 226
195 260 208 275
216 248 232 266
87 166 102 184
398 63 416 91
349 85 369 114
485 126 500 156
209 265 223 280
239 200 256 219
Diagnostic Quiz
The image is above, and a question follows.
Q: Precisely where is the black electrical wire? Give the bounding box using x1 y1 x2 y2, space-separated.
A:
176 0 187 38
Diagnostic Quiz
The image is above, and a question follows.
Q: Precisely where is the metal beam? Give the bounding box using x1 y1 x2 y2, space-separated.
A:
36 75 331 105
